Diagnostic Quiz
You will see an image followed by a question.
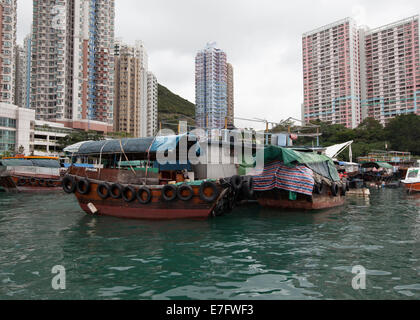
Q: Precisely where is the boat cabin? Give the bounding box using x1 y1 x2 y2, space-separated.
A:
67 134 250 185
404 168 420 181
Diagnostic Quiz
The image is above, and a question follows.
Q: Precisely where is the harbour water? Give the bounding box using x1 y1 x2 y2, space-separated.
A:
0 189 419 300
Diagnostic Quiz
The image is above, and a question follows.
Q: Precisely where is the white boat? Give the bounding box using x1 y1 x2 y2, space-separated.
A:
401 168 420 193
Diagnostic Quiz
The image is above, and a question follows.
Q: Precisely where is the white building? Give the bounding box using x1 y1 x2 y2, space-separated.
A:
0 103 74 156
147 72 158 137
33 121 74 157
0 103 34 155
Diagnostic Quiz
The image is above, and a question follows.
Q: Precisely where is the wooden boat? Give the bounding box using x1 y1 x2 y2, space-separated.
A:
0 156 62 192
256 187 345 210
252 146 346 210
62 134 253 220
64 167 235 220
401 168 420 193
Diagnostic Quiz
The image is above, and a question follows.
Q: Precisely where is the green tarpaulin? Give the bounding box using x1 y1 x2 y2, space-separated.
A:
263 145 335 165
376 162 393 169
258 145 341 182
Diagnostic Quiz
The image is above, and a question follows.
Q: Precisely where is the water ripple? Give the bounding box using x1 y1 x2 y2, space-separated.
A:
0 189 419 299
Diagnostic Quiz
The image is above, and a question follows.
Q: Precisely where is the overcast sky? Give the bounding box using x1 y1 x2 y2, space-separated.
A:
17 0 420 129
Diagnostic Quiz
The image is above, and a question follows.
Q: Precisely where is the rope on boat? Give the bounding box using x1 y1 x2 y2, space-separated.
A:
97 140 111 179
119 139 136 175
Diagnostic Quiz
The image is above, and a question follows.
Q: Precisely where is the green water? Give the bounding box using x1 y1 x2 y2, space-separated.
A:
0 189 419 300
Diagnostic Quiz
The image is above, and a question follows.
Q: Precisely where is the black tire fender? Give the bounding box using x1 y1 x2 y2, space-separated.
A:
177 184 194 201
341 183 347 196
230 175 243 190
17 177 26 186
241 176 254 198
137 187 152 204
122 186 137 202
199 181 220 203
331 182 339 197
46 180 55 188
77 178 91 195
97 183 110 199
62 176 76 194
110 183 123 199
162 184 177 202
314 181 323 194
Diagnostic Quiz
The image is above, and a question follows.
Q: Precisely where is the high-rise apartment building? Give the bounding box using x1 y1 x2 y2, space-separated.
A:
195 42 228 129
302 18 361 128
302 15 420 128
362 16 420 124
22 33 31 109
114 41 157 138
30 0 115 133
14 45 24 108
147 72 158 137
227 62 235 127
0 0 17 105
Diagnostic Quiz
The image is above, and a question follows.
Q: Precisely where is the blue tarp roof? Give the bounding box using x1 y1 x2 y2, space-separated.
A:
0 158 60 168
75 134 197 156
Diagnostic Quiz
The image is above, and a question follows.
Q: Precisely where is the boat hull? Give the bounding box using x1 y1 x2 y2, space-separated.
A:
0 174 62 193
256 189 345 210
402 182 420 193
72 178 223 220
11 174 62 192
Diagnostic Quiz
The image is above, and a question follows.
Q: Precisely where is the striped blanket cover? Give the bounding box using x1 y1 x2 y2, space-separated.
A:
253 160 315 196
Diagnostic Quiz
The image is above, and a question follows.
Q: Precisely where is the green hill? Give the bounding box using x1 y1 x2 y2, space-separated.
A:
158 84 195 132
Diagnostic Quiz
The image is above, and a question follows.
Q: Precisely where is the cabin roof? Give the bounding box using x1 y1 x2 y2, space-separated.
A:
74 134 197 156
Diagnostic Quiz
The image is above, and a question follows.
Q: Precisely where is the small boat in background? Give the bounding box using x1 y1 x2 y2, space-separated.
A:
401 168 420 193
0 156 62 192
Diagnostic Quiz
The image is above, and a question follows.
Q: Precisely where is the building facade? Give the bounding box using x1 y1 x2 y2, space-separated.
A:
0 103 34 155
302 15 420 128
30 0 115 133
113 41 157 138
22 33 31 109
227 62 235 127
302 18 361 128
362 16 420 124
147 72 158 137
0 0 17 105
195 42 228 129
0 103 75 156
14 44 24 108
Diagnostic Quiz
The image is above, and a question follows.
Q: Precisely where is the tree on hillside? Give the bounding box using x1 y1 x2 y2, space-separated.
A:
384 114 420 155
